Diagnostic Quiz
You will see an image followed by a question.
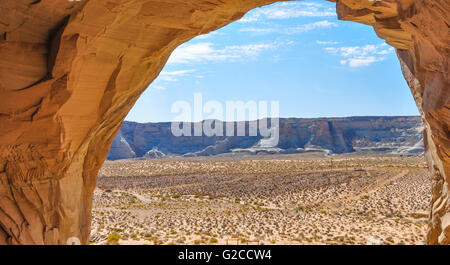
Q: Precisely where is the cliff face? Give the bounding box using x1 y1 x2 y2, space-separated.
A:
0 0 448 244
108 117 424 160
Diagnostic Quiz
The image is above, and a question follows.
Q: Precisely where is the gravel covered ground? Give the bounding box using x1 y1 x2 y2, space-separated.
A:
91 155 431 245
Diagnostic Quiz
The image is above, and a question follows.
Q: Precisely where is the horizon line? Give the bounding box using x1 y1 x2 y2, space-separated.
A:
124 114 422 124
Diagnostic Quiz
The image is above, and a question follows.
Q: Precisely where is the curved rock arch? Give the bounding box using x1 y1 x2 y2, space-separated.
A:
0 0 448 244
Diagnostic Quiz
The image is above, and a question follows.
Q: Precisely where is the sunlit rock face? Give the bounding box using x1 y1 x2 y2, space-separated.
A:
0 0 448 244
108 117 424 159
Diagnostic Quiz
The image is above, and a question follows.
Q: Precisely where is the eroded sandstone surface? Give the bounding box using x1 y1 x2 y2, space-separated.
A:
0 0 448 244
108 117 424 160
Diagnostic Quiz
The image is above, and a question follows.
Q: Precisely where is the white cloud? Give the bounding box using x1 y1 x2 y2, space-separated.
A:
324 43 394 67
239 2 336 23
150 85 166 91
167 42 276 64
284 20 337 34
340 57 383 67
158 69 196 82
316 40 340 45
240 20 337 35
240 27 277 34
194 31 224 40
239 16 259 23
161 69 196 76
159 76 178 82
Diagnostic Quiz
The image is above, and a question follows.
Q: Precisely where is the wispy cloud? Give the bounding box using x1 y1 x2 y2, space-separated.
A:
158 69 196 82
284 20 337 34
167 42 277 64
195 31 224 40
149 85 167 91
241 20 337 35
324 43 395 67
161 69 196 76
240 27 277 34
239 2 336 23
158 76 178 82
316 40 340 45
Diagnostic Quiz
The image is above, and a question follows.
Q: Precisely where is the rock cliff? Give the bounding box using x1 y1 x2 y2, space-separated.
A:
0 0 448 244
108 117 424 160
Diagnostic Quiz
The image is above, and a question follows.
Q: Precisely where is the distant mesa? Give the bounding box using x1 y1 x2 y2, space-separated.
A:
107 116 424 160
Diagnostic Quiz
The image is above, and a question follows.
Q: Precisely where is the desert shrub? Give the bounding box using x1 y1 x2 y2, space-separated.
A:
409 213 428 219
296 205 304 212
107 233 120 244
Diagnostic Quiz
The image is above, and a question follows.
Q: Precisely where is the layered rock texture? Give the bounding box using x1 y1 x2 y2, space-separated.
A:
108 117 424 160
0 0 448 244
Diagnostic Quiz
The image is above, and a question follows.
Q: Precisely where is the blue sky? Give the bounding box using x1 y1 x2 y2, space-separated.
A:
126 1 419 123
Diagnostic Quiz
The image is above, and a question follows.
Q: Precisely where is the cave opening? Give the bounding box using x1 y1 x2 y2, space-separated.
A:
93 1 431 245
0 0 448 245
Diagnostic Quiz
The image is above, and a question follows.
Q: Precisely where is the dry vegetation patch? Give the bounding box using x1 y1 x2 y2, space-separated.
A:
91 156 430 245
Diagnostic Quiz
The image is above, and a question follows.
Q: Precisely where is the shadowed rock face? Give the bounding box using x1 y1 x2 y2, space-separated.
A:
108 117 424 160
0 0 448 244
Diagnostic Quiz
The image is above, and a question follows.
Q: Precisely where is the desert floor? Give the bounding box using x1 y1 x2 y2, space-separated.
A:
91 155 431 245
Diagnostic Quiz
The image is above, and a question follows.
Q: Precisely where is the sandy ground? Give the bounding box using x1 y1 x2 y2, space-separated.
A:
91 155 431 245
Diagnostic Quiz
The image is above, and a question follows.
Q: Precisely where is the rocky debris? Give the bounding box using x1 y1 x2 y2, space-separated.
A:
143 147 166 159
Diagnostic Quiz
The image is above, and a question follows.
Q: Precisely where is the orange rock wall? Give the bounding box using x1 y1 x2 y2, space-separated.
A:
0 0 448 244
